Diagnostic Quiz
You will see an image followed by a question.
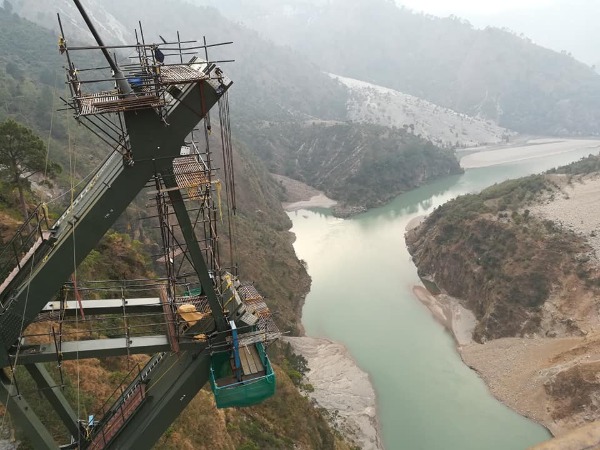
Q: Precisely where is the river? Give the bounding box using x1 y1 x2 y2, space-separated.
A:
289 141 600 450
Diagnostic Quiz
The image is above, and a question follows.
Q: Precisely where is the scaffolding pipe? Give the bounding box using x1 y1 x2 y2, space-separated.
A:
72 0 133 95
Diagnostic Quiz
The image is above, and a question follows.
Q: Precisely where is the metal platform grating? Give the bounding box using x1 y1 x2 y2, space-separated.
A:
77 91 165 116
159 65 208 85
173 155 210 200
237 284 263 302
174 294 210 314
237 283 281 343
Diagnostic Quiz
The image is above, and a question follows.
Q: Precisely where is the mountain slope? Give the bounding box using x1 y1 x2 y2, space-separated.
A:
406 156 600 434
242 121 462 213
0 6 352 449
332 74 511 148
191 0 600 136
10 0 348 123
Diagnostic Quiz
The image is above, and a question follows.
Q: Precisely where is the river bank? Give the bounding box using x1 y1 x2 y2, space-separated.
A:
272 174 338 211
284 337 383 450
459 138 600 169
407 158 600 441
276 173 384 449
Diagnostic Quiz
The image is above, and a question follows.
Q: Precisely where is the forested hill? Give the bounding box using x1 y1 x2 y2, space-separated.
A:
190 0 600 136
406 163 600 342
241 121 462 213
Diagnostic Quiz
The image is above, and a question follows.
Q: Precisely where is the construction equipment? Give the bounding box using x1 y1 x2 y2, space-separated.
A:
0 1 280 448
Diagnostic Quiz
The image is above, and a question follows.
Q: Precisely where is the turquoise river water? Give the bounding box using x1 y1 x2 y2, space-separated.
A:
289 145 599 450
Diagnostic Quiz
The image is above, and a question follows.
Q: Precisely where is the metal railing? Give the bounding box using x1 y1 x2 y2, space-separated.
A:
87 353 166 448
0 205 51 295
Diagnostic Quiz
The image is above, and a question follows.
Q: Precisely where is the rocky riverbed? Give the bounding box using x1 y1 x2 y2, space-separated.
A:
284 337 384 450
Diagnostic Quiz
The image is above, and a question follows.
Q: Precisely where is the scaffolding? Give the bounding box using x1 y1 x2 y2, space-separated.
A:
0 1 282 447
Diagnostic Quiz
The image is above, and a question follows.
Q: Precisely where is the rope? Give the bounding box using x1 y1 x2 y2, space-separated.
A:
217 92 237 271
214 180 223 222
67 109 83 445
44 68 60 178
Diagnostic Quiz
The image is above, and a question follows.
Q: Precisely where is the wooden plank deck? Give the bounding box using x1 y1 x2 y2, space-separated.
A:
172 155 210 200
78 91 165 116
239 344 262 376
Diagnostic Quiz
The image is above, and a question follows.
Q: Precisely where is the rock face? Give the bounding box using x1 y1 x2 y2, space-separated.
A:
332 73 512 149
284 336 384 450
406 164 600 440
405 175 597 342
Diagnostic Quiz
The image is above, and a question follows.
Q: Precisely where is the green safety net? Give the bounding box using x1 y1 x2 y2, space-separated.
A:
209 343 276 408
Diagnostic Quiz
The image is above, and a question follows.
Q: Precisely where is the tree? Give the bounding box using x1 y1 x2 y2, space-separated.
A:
0 119 61 221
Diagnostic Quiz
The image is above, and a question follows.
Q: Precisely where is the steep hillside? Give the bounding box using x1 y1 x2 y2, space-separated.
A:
0 6 111 178
10 0 471 216
406 155 600 434
193 0 600 135
406 174 599 341
10 232 342 450
0 1 310 334
241 121 462 214
332 74 512 148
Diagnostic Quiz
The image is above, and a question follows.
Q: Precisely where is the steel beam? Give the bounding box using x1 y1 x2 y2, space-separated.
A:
13 336 171 365
42 298 163 316
25 364 79 438
0 75 231 368
12 336 209 365
102 349 212 449
164 187 228 332
0 373 58 450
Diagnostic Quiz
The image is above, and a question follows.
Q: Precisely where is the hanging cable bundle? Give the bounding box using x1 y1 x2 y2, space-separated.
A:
218 91 235 212
217 91 237 273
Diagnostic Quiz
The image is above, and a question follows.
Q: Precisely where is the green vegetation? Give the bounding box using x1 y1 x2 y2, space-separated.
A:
547 153 600 175
241 121 462 210
408 173 596 341
428 175 549 228
0 119 61 220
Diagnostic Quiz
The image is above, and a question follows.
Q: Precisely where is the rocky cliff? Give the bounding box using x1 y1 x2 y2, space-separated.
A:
406 155 600 435
406 174 599 342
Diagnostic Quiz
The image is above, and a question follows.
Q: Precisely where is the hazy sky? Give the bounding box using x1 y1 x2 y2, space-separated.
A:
398 0 557 15
397 0 600 65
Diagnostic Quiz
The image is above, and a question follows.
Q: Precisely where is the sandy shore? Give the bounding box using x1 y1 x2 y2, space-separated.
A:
272 173 338 211
460 139 600 169
412 286 476 347
284 193 338 211
410 169 600 444
284 336 384 450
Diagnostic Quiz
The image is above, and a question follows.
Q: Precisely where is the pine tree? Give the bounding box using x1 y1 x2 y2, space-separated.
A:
0 119 61 221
